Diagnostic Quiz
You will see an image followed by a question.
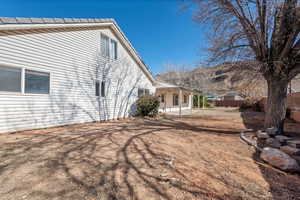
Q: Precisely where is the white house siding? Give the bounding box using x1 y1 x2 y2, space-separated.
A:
0 27 155 133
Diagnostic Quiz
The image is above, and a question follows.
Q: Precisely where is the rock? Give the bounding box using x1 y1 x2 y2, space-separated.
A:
260 147 300 172
287 140 300 148
257 132 269 139
266 138 281 148
266 127 278 136
292 156 300 165
275 135 292 144
280 146 300 156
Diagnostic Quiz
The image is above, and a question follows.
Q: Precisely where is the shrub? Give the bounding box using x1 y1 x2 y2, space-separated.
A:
136 95 160 117
239 98 262 112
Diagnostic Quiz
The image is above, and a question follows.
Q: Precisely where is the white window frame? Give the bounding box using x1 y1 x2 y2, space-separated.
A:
110 39 118 60
0 62 51 96
101 33 110 58
101 33 118 61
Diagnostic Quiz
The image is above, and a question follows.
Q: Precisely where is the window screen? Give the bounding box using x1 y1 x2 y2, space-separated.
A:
101 34 110 58
25 70 50 94
111 40 118 60
145 89 150 95
95 81 100 97
101 81 105 97
138 88 144 97
183 95 188 103
0 66 22 92
173 94 179 106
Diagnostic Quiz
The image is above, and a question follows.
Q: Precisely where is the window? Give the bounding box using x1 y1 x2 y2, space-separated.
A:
25 70 50 94
0 66 22 92
138 88 150 97
95 81 100 97
101 81 105 97
160 94 165 103
138 88 144 97
173 94 179 106
101 34 110 58
111 40 118 60
0 66 50 95
145 89 150 95
183 95 188 104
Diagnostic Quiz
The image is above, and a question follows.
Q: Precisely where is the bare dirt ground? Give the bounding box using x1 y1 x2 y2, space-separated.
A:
0 108 299 200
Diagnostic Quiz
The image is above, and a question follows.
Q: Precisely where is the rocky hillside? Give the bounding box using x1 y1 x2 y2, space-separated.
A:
156 62 300 97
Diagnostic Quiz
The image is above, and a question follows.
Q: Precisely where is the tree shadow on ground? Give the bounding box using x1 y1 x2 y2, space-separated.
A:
0 116 300 199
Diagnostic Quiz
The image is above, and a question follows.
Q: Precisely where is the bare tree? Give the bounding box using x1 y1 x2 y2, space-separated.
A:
238 79 265 99
159 63 191 87
185 0 300 133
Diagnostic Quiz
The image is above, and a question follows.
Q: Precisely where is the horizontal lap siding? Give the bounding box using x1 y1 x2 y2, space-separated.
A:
0 27 155 133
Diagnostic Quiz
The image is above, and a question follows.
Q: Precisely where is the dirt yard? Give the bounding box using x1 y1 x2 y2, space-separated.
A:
0 108 299 200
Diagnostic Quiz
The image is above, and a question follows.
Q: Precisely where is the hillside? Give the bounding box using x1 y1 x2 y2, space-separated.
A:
156 62 300 97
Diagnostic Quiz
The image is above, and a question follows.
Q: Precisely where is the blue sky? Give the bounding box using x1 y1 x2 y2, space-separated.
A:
0 0 207 74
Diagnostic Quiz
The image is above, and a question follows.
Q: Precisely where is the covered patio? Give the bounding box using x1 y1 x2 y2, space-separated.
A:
155 81 193 114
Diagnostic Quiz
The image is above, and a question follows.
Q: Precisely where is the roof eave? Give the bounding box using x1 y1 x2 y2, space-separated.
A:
0 20 155 84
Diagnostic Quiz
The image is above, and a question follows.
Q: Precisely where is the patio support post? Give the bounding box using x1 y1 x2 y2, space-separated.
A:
179 89 182 117
190 92 193 114
198 94 200 109
202 95 205 109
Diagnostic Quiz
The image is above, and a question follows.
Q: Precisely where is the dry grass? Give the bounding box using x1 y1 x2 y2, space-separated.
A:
0 108 299 200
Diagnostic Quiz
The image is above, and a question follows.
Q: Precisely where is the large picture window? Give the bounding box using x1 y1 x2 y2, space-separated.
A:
0 66 22 92
25 70 50 94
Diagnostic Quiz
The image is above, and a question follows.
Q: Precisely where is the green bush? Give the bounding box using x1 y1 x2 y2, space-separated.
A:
239 98 261 112
136 95 160 117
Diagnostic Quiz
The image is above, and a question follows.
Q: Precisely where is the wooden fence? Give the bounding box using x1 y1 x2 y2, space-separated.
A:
259 92 300 123
215 100 245 107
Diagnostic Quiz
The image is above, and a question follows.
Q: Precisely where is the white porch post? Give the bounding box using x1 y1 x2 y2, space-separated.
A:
189 92 193 114
179 89 182 117
198 94 200 109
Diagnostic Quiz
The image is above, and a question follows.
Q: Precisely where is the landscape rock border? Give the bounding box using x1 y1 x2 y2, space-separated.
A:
240 128 300 173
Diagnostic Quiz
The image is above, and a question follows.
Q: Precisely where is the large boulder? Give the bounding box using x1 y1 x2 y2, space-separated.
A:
287 140 300 148
265 138 281 148
280 146 300 156
257 132 269 139
266 127 279 136
275 135 291 144
260 147 300 172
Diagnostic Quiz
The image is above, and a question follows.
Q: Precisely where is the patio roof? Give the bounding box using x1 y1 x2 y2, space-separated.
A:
155 81 193 92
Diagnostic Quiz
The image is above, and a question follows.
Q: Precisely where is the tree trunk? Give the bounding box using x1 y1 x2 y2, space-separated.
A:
264 77 289 134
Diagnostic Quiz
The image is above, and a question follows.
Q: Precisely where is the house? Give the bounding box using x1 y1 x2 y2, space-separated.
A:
155 81 193 113
206 94 219 101
0 17 156 133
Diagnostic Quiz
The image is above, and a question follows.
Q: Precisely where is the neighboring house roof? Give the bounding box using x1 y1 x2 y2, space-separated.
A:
224 93 239 97
155 81 193 92
0 17 155 83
